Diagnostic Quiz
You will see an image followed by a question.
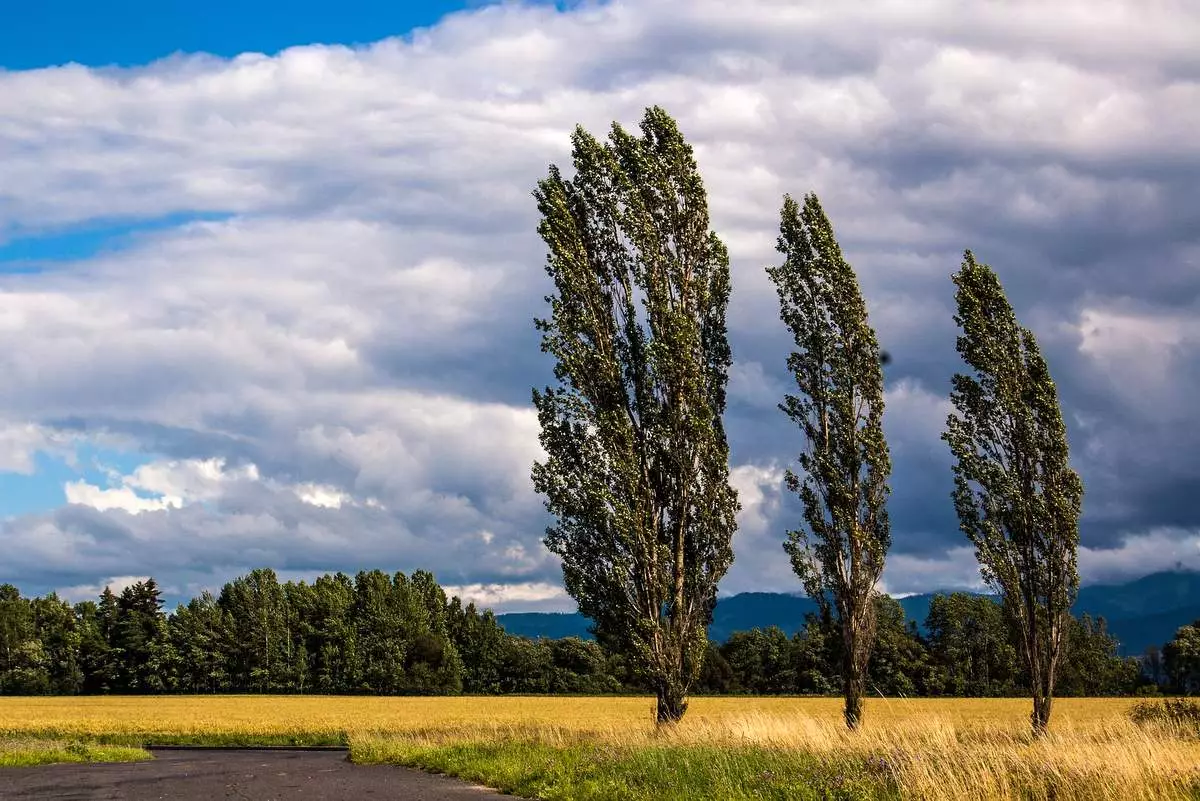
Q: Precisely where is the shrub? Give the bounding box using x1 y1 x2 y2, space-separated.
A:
1129 697 1200 736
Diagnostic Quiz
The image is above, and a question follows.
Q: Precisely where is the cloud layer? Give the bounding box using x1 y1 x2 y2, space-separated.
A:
1 0 1197 609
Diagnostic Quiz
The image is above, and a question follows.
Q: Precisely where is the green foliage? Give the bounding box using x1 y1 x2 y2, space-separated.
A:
866 597 930 698
1163 620 1200 694
0 573 1164 701
0 584 46 695
531 106 739 722
942 251 1083 735
720 627 797 695
1056 614 1143 697
766 193 891 728
924 593 1019 697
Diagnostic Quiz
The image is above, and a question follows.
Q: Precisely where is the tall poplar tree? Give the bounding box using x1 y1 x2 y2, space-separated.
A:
531 106 739 723
767 193 891 730
942 250 1083 736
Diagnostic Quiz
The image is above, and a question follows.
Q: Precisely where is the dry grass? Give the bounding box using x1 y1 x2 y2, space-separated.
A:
0 694 1143 738
2 695 1197 799
661 709 1200 800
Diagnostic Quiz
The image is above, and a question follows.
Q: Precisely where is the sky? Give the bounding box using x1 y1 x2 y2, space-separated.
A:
1 0 1198 613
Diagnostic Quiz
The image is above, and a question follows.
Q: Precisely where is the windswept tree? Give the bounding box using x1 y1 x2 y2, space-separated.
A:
531 106 740 723
942 251 1083 737
767 193 892 730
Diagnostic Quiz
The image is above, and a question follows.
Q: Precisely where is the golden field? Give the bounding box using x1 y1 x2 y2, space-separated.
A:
0 694 1148 738
3 695 1199 800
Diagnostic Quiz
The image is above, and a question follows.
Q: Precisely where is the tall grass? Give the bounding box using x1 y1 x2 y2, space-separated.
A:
351 703 1200 801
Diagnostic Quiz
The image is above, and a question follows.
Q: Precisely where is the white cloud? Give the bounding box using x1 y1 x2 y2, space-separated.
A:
126 458 260 502
0 423 76 473
729 462 785 539
881 546 987 597
442 581 573 612
1074 304 1200 418
64 481 183 514
293 483 352 509
55 575 151 604
1080 528 1200 585
63 457 261 514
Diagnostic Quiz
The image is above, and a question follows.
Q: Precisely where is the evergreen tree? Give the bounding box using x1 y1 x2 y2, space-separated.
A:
352 570 407 693
219 569 293 692
75 600 113 693
766 193 892 729
280 580 312 693
91 587 123 692
113 579 173 692
942 251 1084 736
531 106 739 723
404 571 462 694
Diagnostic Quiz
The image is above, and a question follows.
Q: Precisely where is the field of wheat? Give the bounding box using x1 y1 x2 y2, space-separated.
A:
3 695 1198 799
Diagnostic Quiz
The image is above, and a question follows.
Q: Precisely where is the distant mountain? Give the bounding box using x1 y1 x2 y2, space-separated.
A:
1074 571 1200 654
496 570 1200 655
490 612 592 641
1074 570 1200 622
494 611 592 641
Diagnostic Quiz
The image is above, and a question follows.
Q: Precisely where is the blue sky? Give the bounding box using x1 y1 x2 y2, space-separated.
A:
0 0 1196 611
0 1 516 70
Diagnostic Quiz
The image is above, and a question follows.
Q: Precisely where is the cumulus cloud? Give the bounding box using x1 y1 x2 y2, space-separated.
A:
54 575 152 604
442 581 572 612
0 423 76 473
64 482 183 514
0 0 1196 610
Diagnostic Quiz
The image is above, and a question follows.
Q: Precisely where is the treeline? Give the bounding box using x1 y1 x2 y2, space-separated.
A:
0 568 1188 697
697 595 1151 698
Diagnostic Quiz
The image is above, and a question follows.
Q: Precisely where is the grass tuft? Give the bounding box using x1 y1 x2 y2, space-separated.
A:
1130 698 1200 739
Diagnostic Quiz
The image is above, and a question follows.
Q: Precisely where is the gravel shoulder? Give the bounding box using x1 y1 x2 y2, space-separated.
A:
0 748 512 800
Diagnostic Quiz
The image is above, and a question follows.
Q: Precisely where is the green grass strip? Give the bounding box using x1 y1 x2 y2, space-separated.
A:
0 728 347 748
352 738 901 800
0 739 152 769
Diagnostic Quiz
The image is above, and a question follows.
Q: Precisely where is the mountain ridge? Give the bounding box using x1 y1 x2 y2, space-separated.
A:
495 569 1200 655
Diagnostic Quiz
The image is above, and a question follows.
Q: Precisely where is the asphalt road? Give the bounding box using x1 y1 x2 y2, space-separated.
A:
0 748 513 800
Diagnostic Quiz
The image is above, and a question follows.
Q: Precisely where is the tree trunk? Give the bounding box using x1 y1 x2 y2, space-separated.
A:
1031 691 1053 737
843 607 869 731
844 669 866 730
655 679 688 724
